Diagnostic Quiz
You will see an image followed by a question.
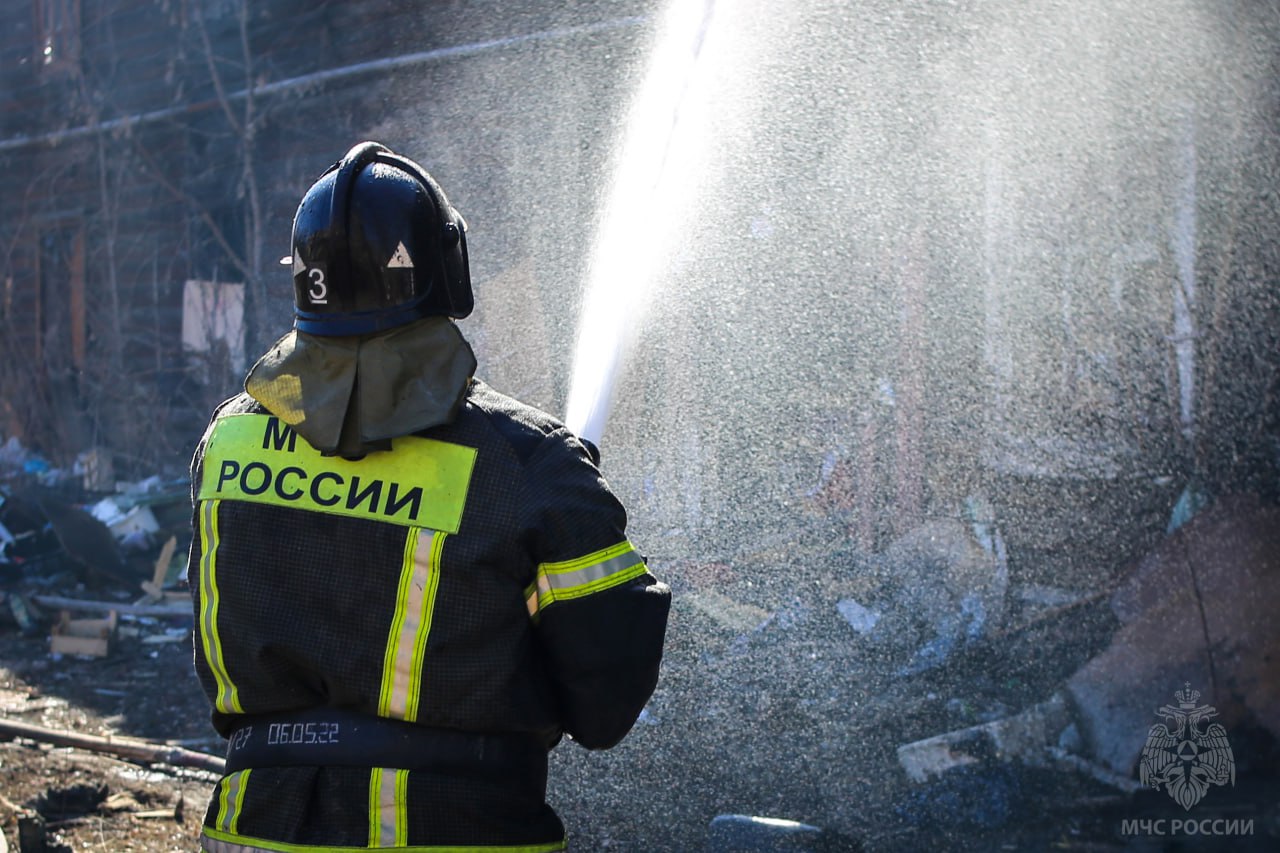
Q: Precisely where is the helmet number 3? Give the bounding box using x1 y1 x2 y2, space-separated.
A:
307 267 329 304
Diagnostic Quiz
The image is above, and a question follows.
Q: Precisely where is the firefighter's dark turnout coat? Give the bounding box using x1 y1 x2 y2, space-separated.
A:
188 379 670 852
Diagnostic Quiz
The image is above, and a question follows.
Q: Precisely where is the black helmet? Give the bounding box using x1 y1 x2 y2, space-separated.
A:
289 141 472 336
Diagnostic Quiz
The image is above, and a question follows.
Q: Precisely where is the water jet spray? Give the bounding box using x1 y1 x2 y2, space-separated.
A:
564 0 720 447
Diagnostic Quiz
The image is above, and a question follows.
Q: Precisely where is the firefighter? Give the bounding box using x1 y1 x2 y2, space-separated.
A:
188 141 670 852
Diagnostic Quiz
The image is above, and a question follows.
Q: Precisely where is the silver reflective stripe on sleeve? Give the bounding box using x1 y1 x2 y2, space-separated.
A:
526 541 647 617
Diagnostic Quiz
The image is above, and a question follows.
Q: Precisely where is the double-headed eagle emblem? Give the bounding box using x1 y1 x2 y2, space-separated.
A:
1138 682 1235 810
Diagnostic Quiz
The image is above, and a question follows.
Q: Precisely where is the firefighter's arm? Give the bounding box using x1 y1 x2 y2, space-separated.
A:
533 571 670 749
523 430 671 750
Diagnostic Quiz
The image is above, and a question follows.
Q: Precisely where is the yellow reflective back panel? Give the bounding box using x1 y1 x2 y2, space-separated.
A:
198 414 476 533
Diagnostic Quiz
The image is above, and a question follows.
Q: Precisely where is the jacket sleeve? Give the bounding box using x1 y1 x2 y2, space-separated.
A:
522 429 671 750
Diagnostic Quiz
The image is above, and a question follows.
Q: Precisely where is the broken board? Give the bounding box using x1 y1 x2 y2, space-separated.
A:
50 609 117 657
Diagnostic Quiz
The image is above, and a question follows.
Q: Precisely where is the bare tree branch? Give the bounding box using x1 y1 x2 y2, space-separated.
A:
131 140 252 284
189 0 244 137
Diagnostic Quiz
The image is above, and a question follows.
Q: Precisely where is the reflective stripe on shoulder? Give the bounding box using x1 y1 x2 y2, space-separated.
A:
198 413 476 533
525 541 646 618
201 827 568 852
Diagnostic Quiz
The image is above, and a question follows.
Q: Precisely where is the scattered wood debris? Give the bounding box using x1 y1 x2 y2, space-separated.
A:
0 717 224 775
49 611 117 658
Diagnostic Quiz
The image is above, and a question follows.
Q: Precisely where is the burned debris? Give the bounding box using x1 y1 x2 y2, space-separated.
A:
0 435 213 849
1 436 190 642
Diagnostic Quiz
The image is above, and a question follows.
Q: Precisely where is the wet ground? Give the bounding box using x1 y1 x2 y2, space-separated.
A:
0 589 1277 852
0 622 213 852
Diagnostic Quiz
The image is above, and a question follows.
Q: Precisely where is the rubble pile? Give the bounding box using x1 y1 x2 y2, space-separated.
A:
0 437 212 851
1 437 191 631
555 491 1280 850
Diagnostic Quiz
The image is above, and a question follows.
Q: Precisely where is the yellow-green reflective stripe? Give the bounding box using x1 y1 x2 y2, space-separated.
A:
378 528 443 721
396 768 409 845
527 541 646 615
202 827 567 853
198 413 476 533
366 768 380 847
367 767 409 848
198 499 242 714
216 770 250 835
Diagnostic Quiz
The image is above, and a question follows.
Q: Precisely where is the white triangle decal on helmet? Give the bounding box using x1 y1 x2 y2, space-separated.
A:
387 242 414 269
292 249 306 275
